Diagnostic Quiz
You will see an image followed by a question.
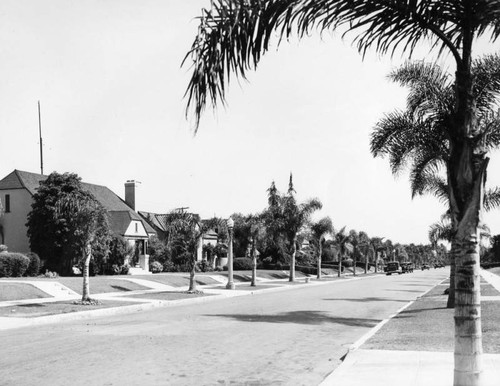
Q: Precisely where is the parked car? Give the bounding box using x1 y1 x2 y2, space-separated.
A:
421 264 430 270
386 261 402 275
401 262 414 273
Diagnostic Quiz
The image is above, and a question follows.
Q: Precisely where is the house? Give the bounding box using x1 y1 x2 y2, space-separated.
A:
139 210 222 265
0 170 155 274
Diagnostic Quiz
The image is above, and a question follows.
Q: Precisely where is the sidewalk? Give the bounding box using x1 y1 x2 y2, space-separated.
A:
321 268 500 386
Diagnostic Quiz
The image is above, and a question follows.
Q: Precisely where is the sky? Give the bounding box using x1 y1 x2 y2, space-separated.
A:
1 0 500 245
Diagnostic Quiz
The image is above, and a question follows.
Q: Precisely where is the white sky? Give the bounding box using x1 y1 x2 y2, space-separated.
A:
1 0 500 245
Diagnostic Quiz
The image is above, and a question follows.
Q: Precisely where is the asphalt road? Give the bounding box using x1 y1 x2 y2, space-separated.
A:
0 269 448 386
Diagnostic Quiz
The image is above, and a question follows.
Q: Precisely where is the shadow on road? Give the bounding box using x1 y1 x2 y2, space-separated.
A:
207 310 381 327
322 297 408 303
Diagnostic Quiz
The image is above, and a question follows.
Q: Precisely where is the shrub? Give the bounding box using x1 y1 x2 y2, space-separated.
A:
233 257 253 270
25 252 41 277
150 261 163 273
297 265 317 275
162 260 175 272
0 252 30 277
196 260 214 273
0 245 7 253
42 269 59 278
120 264 130 275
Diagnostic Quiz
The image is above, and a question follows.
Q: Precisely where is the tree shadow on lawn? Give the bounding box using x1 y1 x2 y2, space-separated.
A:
208 310 381 327
395 305 449 318
322 297 408 303
385 289 424 293
110 285 132 292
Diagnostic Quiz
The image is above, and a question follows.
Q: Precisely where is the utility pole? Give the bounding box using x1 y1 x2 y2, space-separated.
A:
38 101 44 175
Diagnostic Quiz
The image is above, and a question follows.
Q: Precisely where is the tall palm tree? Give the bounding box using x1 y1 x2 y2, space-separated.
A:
265 175 322 281
183 2 500 383
310 217 334 280
372 59 500 311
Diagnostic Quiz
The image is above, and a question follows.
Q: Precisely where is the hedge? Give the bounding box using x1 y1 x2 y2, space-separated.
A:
25 252 41 277
0 252 30 277
233 257 254 270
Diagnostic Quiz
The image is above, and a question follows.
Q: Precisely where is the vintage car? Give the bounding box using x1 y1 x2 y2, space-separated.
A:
421 263 431 270
385 261 402 275
401 262 414 273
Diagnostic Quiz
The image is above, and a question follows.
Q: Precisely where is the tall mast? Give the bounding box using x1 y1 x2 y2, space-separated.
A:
38 100 44 175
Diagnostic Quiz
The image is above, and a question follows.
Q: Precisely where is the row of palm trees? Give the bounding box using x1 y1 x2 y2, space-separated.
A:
182 1 500 383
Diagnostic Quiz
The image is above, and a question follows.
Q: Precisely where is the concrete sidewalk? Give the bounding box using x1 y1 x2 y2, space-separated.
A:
321 268 500 386
321 349 500 386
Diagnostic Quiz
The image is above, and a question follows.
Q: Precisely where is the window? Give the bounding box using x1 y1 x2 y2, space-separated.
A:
5 194 10 213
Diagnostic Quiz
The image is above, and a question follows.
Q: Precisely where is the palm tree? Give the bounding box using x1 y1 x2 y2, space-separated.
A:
356 231 371 274
310 217 334 280
246 213 265 286
56 191 110 303
265 175 322 281
369 237 385 273
183 2 500 382
165 211 226 293
372 59 500 311
332 227 352 278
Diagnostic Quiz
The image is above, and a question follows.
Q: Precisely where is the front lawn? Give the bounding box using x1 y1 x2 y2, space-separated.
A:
0 283 51 301
0 299 140 318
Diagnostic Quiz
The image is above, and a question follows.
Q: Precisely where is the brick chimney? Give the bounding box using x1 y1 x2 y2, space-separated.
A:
124 180 140 210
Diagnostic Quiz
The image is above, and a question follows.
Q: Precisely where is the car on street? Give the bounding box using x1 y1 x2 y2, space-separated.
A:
401 262 414 273
385 261 402 275
421 264 430 270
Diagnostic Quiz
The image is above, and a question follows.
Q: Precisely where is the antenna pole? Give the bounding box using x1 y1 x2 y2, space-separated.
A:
38 101 44 175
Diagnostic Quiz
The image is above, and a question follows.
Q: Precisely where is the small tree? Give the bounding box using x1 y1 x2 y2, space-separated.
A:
310 217 334 280
165 211 226 292
56 190 110 302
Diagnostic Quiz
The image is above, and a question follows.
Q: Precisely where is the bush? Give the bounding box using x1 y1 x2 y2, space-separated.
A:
296 265 317 275
150 261 163 273
0 252 30 277
162 260 175 272
42 269 59 278
0 245 7 253
196 260 213 273
25 252 41 277
233 257 253 270
261 256 273 269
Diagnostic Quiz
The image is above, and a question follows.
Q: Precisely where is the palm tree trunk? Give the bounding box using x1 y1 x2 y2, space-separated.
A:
289 235 296 282
447 240 457 308
338 254 342 277
317 241 322 280
188 255 197 292
251 241 257 287
82 244 91 302
364 254 368 275
353 253 357 277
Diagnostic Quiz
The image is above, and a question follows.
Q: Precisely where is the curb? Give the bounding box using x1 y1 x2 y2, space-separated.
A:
0 273 381 331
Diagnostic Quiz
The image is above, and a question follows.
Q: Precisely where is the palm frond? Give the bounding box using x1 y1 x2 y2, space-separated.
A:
484 187 500 212
185 0 500 129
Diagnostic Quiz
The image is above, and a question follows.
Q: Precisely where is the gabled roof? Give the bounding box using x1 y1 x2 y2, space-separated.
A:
0 170 46 194
0 169 155 237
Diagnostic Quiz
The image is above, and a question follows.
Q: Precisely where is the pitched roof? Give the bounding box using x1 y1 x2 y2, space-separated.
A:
0 169 156 236
0 170 46 194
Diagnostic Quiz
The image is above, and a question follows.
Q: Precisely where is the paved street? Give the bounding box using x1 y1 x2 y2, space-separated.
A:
0 269 448 386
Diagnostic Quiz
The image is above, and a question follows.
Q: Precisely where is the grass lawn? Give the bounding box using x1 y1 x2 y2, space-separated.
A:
55 277 151 294
124 291 213 300
364 298 500 353
0 299 140 318
0 283 51 301
487 267 500 277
